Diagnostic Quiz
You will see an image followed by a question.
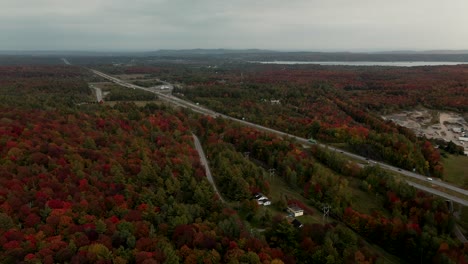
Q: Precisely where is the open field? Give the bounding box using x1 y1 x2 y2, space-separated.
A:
346 177 391 217
443 154 468 188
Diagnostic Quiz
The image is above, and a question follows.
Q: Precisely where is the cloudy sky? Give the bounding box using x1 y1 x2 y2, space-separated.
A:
1 0 467 51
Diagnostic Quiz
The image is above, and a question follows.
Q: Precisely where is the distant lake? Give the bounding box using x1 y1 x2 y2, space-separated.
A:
252 61 468 67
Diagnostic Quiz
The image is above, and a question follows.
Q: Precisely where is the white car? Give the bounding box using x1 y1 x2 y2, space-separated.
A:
427 177 433 181
253 193 263 199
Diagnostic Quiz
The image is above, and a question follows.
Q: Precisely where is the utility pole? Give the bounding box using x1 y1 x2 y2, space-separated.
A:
268 168 276 181
322 204 331 224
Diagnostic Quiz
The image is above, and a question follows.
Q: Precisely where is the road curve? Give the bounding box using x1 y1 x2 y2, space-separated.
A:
90 68 468 205
192 133 225 203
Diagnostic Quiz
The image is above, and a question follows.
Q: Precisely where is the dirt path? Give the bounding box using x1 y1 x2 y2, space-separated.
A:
89 85 103 102
192 133 225 203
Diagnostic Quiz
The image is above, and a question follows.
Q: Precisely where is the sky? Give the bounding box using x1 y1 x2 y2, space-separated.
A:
1 0 467 52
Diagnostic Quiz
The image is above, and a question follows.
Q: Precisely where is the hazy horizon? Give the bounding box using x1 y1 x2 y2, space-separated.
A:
2 48 468 55
1 0 467 51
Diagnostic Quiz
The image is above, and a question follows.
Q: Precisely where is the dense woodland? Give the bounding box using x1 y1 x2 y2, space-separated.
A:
194 117 464 263
164 63 468 178
0 63 466 263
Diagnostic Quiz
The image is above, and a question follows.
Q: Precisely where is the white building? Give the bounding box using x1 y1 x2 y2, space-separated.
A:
287 206 304 217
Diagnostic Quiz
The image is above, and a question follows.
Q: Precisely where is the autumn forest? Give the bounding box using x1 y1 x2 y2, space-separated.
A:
0 56 467 264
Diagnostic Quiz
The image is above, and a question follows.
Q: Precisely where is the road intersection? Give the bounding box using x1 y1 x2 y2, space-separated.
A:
90 68 468 206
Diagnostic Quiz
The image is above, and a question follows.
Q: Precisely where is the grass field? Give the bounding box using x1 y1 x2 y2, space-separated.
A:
266 171 401 263
346 177 391 217
443 154 468 188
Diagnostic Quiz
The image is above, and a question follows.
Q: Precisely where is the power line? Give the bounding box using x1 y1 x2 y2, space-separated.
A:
322 204 331 224
268 168 276 181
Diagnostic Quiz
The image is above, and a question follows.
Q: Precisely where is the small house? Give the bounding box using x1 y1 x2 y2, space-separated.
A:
287 206 304 217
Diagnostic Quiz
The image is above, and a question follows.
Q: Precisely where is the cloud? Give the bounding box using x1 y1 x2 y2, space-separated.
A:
0 0 466 51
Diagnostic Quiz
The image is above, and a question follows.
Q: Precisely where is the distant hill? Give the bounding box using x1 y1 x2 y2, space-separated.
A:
380 50 468 55
141 49 468 62
146 48 276 55
2 49 468 63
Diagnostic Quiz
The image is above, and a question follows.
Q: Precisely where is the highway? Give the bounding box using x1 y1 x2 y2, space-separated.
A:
90 69 217 116
90 68 468 206
406 182 468 206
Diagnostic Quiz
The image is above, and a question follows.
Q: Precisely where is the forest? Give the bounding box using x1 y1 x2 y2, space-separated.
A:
164 63 468 178
0 62 466 263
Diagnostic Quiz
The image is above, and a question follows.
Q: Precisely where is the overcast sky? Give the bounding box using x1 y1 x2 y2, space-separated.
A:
1 0 467 51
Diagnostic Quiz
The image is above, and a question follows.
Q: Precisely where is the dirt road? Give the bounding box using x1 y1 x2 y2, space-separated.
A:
192 133 225 203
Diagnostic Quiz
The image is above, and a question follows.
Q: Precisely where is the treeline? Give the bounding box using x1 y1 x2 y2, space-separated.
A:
1 64 465 263
180 82 444 177
0 66 293 263
342 166 460 263
103 85 158 101
132 80 165 88
194 119 386 263
0 105 296 263
0 66 92 108
192 116 465 263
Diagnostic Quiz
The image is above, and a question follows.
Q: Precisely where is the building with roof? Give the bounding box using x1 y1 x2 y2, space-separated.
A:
287 205 304 217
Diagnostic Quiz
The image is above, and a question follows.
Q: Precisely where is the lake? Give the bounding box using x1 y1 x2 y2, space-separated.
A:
252 61 468 67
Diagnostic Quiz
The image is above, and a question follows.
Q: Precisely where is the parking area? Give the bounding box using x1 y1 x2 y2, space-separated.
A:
384 109 468 155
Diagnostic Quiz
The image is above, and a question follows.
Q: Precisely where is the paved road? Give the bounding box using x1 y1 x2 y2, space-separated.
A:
454 225 468 243
192 133 225 203
90 68 468 205
406 182 468 206
89 85 103 102
90 70 215 115
225 118 468 203
61 58 71 65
